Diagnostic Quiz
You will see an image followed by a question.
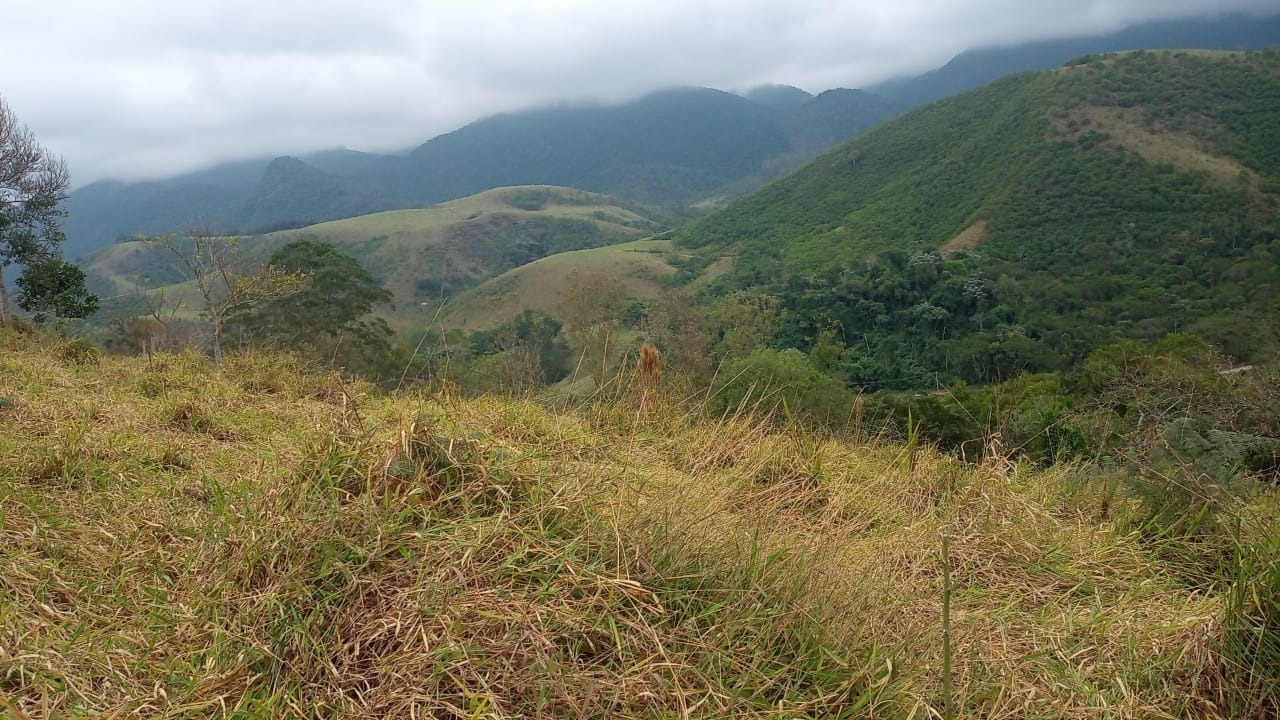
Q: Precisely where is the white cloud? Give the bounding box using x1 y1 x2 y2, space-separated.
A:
0 0 1273 185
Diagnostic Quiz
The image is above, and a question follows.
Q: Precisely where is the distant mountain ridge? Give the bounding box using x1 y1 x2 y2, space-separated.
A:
62 11 1280 263
870 12 1280 107
63 86 901 260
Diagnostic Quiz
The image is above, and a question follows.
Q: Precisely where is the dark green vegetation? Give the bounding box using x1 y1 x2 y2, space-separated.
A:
13 258 98 322
225 238 402 380
871 12 1280 107
62 88 901 259
678 50 1280 387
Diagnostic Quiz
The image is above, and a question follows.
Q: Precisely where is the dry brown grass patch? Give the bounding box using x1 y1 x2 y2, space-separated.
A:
941 220 988 253
3 339 1273 718
1051 106 1257 189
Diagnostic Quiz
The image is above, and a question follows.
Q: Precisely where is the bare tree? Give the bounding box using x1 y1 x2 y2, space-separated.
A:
148 229 304 362
0 96 72 323
120 278 186 363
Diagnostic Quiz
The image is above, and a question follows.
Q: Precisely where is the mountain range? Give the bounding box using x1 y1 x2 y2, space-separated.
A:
62 87 900 260
869 12 1280 107
61 11 1280 283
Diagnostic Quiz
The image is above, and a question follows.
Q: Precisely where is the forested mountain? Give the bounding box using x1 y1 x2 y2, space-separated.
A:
676 50 1280 388
870 12 1280 107
61 157 275 260
63 87 901 260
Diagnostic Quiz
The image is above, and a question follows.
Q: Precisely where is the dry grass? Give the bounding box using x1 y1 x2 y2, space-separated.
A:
1050 107 1256 189
940 221 987 254
1 327 1274 718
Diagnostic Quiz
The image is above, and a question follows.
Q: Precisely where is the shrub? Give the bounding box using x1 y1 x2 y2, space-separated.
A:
55 338 101 366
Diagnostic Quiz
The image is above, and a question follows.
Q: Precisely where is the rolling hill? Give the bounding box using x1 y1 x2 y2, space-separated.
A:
84 186 670 330
63 87 901 261
439 238 681 331
675 50 1280 387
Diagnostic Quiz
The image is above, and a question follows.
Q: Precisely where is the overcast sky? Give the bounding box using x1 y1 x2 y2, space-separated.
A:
2 0 1274 187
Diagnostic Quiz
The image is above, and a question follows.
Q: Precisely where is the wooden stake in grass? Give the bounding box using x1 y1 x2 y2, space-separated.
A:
853 393 864 440
901 408 921 475
941 524 955 720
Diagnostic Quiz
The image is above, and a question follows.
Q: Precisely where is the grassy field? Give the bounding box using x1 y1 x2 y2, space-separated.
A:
278 186 656 238
266 185 661 328
3 326 1276 718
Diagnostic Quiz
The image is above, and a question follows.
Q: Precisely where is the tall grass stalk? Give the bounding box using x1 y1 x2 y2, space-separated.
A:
941 524 955 720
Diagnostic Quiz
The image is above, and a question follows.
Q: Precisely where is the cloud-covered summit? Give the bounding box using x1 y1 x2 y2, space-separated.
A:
2 0 1275 185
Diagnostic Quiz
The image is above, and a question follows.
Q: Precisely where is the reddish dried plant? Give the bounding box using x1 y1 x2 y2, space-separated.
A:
637 343 661 415
638 343 661 389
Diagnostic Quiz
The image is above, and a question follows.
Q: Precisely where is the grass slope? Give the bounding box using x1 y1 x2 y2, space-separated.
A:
3 329 1277 718
440 239 681 331
268 186 664 317
676 50 1280 373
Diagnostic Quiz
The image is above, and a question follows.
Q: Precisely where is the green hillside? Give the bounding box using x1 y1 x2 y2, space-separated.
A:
268 186 666 313
675 50 1280 387
85 186 670 329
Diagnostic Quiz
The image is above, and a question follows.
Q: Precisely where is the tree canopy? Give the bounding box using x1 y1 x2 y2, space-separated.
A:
227 238 397 377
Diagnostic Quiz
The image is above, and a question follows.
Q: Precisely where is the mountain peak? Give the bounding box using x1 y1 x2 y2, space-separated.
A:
741 84 815 110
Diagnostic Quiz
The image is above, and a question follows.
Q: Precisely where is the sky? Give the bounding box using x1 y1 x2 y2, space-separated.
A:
2 0 1275 187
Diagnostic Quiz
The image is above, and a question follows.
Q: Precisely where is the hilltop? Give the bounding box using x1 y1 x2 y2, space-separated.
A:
3 327 1277 718
675 50 1280 387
